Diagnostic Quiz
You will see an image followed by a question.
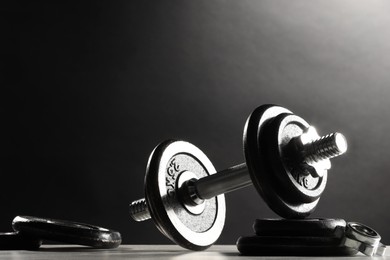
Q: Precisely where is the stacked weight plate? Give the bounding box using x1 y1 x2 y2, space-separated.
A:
237 218 358 256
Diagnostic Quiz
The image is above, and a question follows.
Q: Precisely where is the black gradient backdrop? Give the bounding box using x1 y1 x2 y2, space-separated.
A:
1 1 390 245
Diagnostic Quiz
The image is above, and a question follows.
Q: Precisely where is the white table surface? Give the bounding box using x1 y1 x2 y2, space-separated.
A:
0 245 388 259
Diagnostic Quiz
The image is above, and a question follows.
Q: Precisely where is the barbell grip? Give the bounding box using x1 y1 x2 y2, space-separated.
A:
194 163 252 200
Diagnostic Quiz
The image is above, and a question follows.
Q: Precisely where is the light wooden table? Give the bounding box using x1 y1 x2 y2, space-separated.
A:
0 245 388 259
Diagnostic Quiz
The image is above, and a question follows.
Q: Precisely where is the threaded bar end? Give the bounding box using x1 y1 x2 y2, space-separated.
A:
303 132 347 163
129 198 151 222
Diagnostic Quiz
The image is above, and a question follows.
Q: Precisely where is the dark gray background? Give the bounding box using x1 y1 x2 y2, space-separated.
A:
1 1 390 245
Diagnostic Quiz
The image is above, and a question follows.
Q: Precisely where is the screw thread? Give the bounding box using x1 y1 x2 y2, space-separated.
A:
303 132 347 163
129 198 151 222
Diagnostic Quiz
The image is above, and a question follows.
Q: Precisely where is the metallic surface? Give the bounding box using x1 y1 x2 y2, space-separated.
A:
244 105 317 218
377 243 387 256
167 117 343 206
129 104 348 226
178 178 205 206
342 222 385 256
243 105 347 218
346 222 381 246
176 171 206 215
302 132 348 164
129 199 151 222
12 216 122 249
266 114 327 204
343 236 377 256
289 126 330 178
194 163 251 200
144 140 226 251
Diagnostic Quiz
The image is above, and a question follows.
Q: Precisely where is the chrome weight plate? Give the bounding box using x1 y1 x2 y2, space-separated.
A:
145 140 226 251
265 113 328 204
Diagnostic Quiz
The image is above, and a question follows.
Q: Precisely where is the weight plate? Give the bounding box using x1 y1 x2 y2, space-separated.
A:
0 232 42 250
12 216 121 249
239 234 342 246
236 235 358 256
253 218 346 237
243 104 318 218
145 140 226 251
266 114 327 203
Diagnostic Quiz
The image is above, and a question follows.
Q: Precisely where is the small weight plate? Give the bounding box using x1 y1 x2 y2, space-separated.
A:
236 235 358 256
12 216 121 249
145 140 226 251
265 113 327 204
244 105 318 218
0 232 42 250
253 218 346 237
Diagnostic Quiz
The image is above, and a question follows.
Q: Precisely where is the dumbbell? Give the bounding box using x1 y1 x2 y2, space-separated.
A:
129 104 348 250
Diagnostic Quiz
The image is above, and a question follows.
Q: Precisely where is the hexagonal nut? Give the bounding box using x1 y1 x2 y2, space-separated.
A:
342 236 377 256
375 243 387 256
345 222 381 246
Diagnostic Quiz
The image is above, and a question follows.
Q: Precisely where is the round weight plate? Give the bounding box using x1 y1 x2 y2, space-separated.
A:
253 218 346 237
145 140 226 251
12 216 121 249
236 235 358 256
244 104 318 218
0 232 42 250
266 114 327 203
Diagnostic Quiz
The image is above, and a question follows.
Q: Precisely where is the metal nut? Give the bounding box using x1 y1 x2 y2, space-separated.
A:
342 222 385 256
343 236 377 256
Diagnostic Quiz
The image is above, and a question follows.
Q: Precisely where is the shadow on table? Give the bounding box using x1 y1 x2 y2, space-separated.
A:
38 246 190 254
38 246 115 252
38 246 241 259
